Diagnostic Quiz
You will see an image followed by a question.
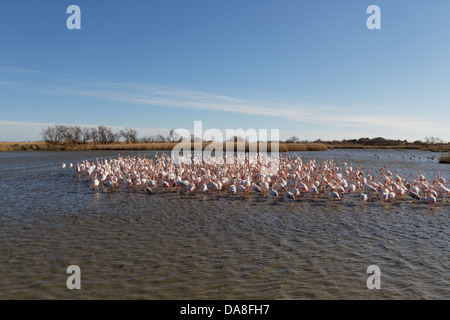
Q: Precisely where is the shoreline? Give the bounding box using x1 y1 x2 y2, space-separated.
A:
0 141 327 152
1 141 449 153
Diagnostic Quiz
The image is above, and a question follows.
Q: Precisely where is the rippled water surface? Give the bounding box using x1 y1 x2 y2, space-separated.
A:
0 149 449 299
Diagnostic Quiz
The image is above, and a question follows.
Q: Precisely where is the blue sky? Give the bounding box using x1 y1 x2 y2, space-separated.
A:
1 0 450 142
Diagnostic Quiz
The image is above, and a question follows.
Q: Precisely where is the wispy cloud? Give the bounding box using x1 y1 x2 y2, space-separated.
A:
38 81 448 137
5 77 449 141
0 66 43 74
0 79 22 86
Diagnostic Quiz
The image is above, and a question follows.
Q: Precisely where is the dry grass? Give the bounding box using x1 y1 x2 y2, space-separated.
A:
280 143 328 152
92 142 180 151
0 141 180 151
170 141 329 152
327 144 367 149
1 141 448 153
0 141 47 151
439 156 450 164
426 145 450 152
0 141 330 152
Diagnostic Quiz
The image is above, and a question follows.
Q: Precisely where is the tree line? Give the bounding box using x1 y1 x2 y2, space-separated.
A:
41 125 259 145
42 125 447 146
41 125 177 145
284 136 447 145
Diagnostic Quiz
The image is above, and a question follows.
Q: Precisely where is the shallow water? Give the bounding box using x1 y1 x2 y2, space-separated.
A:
0 149 448 299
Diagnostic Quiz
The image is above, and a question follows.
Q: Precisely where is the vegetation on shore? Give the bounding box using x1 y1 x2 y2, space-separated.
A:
312 137 449 152
1 124 449 155
0 141 328 152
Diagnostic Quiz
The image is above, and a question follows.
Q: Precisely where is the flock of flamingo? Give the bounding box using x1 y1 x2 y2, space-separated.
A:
61 153 450 205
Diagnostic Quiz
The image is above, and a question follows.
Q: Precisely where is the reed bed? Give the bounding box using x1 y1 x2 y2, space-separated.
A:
280 142 328 152
0 142 47 151
1 140 448 153
0 141 330 152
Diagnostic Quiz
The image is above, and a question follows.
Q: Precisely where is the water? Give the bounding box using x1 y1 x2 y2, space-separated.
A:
0 149 448 299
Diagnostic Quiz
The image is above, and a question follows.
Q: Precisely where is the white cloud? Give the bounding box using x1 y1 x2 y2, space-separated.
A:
0 66 43 74
44 82 449 139
3 79 450 142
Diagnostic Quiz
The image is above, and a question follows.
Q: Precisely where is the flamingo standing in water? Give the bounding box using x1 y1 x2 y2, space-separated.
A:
363 183 378 200
252 184 262 194
309 185 319 199
388 190 396 201
260 181 270 197
330 190 340 201
208 181 220 197
63 153 448 208
200 183 208 194
427 191 437 205
188 182 196 194
409 190 421 201
298 182 308 197
236 184 247 195
346 184 356 195
162 180 170 192
93 177 99 191
395 186 406 199
285 191 295 201
360 193 369 201
434 179 450 201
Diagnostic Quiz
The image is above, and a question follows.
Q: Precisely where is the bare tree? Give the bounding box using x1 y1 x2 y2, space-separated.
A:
81 127 91 144
97 126 119 144
424 137 446 144
97 126 107 144
106 128 120 144
41 126 58 144
66 126 82 144
154 134 167 143
285 136 300 143
41 124 124 144
55 125 69 143
120 128 138 144
140 136 154 143
90 127 99 144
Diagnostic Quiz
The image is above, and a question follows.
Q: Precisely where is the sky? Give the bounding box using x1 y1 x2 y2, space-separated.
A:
1 0 450 142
